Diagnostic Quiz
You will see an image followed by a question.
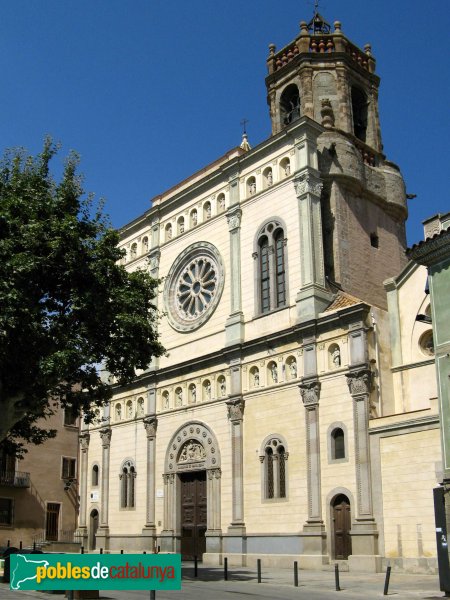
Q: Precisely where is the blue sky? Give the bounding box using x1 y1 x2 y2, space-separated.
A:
0 0 448 245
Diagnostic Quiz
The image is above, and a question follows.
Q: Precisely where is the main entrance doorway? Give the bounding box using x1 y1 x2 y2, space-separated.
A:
332 494 352 559
180 471 207 560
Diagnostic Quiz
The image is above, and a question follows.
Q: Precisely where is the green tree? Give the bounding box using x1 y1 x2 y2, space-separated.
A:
0 140 164 454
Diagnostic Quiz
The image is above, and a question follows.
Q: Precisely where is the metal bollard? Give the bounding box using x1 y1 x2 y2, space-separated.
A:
19 541 23 550
294 561 298 587
121 549 124 554
67 591 74 600
143 551 147 554
33 541 36 551
257 559 261 583
335 563 341 591
194 555 198 578
224 557 228 581
7 539 10 547
383 565 391 596
100 548 103 554
81 546 84 554
150 590 156 600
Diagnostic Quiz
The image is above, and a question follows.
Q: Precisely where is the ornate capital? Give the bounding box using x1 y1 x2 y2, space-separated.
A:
79 432 90 451
346 368 372 397
207 468 222 480
226 397 245 422
294 172 323 198
299 378 321 408
99 427 112 448
227 208 242 231
143 416 158 438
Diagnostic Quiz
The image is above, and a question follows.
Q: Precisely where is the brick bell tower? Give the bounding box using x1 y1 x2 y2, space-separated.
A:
266 13 408 309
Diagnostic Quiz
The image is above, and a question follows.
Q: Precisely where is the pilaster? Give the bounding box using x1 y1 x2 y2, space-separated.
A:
225 206 245 345
160 473 177 553
346 366 380 571
226 397 245 533
206 468 222 554
294 168 333 321
77 432 90 547
142 417 158 540
96 427 112 550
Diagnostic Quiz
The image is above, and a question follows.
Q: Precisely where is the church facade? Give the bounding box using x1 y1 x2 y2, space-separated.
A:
77 14 441 573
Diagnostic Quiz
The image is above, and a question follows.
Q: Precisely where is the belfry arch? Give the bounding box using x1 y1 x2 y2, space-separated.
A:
160 421 222 557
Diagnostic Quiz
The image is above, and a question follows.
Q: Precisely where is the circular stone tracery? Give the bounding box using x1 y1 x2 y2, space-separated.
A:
164 242 224 332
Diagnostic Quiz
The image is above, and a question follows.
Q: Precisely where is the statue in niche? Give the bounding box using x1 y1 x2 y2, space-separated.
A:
163 393 169 409
332 347 341 368
253 370 260 387
190 386 196 403
219 196 225 211
115 404 122 420
176 389 183 406
137 399 144 416
127 402 133 418
289 360 297 379
271 363 278 383
206 204 212 219
166 224 172 240
267 170 273 186
204 381 211 400
219 379 226 397
192 210 198 226
179 221 185 234
285 162 291 176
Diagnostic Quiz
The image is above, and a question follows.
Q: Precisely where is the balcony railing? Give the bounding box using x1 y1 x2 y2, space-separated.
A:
0 470 31 487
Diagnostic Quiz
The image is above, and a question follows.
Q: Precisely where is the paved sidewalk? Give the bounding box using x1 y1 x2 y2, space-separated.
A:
0 563 444 600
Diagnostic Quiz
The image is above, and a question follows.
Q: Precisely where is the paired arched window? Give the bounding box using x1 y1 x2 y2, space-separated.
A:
120 460 136 509
255 221 287 314
92 464 99 487
261 437 287 500
280 84 300 127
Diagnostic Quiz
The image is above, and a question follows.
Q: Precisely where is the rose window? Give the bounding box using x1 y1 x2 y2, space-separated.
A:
164 242 224 332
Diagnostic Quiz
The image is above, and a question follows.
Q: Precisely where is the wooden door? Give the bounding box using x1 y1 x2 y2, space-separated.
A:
333 494 352 559
45 503 60 541
180 471 207 560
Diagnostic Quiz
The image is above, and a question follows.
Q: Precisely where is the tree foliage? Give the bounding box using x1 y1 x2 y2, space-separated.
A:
0 139 164 454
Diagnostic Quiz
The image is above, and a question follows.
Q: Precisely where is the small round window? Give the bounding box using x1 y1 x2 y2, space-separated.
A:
164 242 224 332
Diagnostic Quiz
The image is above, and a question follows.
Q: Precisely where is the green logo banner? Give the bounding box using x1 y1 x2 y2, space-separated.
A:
10 554 181 591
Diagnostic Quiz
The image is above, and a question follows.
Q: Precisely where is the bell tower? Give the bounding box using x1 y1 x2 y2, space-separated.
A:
266 13 408 309
266 13 381 152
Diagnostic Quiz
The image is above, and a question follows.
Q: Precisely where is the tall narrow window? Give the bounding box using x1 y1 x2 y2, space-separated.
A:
120 460 136 509
331 428 345 460
351 86 368 142
92 465 99 487
255 221 287 315
259 236 270 313
266 448 274 499
280 84 300 127
278 446 286 498
275 230 286 307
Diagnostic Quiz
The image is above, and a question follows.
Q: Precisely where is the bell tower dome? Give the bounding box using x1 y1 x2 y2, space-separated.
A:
266 16 381 152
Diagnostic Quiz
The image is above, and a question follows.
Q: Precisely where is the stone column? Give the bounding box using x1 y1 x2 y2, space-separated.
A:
142 416 157 548
346 367 380 572
226 397 245 532
299 377 327 568
294 167 333 320
77 432 90 547
225 206 245 346
96 427 111 550
205 468 222 556
160 473 177 553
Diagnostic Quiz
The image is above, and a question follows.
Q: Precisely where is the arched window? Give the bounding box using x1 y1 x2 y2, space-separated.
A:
120 460 136 509
255 221 287 314
280 84 300 127
260 436 288 500
92 464 99 487
351 86 368 142
331 428 346 460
